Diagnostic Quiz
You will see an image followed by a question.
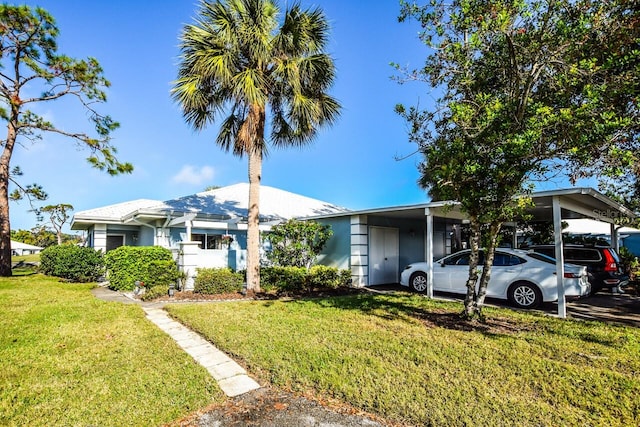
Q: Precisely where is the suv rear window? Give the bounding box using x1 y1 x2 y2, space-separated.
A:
529 246 604 262
564 248 602 262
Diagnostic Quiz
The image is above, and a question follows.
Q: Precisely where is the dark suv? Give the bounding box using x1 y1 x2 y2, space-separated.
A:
528 245 628 293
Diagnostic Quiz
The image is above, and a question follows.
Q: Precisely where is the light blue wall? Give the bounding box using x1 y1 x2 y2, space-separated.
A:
106 225 143 246
317 217 350 269
622 233 640 256
136 226 153 246
316 215 460 281
170 228 186 247
368 216 427 271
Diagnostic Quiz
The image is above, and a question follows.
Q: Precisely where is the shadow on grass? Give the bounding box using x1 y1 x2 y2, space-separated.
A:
12 269 38 276
280 288 537 337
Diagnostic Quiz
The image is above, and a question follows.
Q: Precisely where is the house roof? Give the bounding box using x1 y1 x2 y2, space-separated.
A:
11 240 43 250
74 199 162 221
146 183 348 220
71 183 349 230
306 187 636 224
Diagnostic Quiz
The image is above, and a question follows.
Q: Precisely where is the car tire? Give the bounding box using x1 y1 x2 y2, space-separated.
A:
409 272 428 293
508 281 542 309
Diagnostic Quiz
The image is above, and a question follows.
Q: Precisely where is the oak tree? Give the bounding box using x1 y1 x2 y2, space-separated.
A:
396 0 639 319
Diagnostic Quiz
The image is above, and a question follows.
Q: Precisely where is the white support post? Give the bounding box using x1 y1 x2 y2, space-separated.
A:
178 241 201 291
186 220 193 242
425 208 434 299
611 223 619 252
553 196 566 318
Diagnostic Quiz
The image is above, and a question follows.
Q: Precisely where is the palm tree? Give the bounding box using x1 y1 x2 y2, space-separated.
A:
172 0 340 293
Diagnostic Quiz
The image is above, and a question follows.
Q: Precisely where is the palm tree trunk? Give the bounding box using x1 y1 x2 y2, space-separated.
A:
246 148 262 294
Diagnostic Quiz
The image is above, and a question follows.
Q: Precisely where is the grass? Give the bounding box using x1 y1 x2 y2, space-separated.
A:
0 275 224 426
166 293 640 426
11 254 40 276
11 254 40 264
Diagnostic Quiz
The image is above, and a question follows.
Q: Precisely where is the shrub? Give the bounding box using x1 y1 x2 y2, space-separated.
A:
619 247 640 295
261 266 352 294
263 219 333 268
194 268 243 294
104 246 176 291
261 266 307 292
143 260 180 288
308 265 352 290
39 245 104 282
140 285 170 301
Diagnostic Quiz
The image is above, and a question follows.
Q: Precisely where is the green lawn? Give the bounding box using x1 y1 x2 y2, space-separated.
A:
0 275 224 426
10 254 39 276
11 254 40 264
167 293 640 426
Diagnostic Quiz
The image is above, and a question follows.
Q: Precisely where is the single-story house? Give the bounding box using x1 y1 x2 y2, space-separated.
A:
70 183 350 288
73 185 634 316
11 240 43 256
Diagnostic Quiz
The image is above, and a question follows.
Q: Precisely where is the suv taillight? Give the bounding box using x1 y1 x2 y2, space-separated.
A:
603 249 618 272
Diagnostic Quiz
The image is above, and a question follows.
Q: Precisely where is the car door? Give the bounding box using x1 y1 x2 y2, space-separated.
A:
440 251 483 293
486 252 524 298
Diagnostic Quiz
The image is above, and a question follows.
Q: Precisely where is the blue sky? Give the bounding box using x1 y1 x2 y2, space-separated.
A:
9 0 584 233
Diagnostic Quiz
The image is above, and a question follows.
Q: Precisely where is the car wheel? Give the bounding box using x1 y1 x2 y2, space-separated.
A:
409 272 428 293
508 281 542 309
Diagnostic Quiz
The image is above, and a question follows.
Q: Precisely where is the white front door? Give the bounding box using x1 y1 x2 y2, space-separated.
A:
369 226 399 285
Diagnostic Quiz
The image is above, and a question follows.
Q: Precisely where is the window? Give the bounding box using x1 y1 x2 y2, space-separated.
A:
564 248 601 262
493 253 526 266
191 233 226 249
106 235 125 252
444 251 485 265
526 252 556 264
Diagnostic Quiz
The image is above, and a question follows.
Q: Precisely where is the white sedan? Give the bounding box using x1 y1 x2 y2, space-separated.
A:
400 248 590 309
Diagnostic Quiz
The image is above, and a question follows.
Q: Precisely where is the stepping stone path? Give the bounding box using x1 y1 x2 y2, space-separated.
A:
142 307 261 397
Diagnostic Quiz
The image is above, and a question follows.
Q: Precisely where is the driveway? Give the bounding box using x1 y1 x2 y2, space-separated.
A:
369 285 640 327
563 290 640 327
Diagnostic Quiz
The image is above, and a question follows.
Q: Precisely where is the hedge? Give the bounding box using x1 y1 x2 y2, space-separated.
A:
104 246 178 291
194 268 244 294
39 245 104 282
261 265 352 294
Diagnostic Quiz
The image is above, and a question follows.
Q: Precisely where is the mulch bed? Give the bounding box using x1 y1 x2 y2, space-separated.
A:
152 286 368 303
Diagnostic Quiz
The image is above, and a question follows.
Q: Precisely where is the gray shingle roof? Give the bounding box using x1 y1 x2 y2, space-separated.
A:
72 183 349 226
149 183 348 220
74 199 162 221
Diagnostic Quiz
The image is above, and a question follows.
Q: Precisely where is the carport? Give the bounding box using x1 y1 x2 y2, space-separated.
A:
422 188 635 318
317 187 635 319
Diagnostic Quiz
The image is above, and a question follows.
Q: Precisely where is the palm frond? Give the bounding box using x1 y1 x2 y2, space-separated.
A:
173 0 340 156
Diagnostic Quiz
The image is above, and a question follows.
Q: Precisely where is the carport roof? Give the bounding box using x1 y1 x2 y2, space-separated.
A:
307 187 635 224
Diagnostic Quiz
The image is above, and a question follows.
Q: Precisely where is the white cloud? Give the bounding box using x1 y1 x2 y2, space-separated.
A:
171 165 215 186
